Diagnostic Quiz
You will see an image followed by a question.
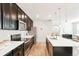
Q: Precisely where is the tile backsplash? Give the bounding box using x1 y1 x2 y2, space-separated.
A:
0 30 28 40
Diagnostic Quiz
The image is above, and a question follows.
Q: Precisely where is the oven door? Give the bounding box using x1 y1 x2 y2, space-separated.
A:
11 34 21 41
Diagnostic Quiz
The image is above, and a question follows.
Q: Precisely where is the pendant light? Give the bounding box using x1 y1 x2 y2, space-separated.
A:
58 8 61 25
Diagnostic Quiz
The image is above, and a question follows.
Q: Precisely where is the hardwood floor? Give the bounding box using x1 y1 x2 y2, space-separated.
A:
26 42 48 56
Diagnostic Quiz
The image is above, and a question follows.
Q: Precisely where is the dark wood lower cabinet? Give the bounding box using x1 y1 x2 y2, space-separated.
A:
5 43 24 56
53 47 72 56
24 37 34 55
4 51 12 56
46 39 53 56
12 44 24 56
46 39 72 56
5 38 35 56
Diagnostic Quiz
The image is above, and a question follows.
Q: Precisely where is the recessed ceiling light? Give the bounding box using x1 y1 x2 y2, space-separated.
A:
22 15 24 18
48 15 52 18
36 14 39 18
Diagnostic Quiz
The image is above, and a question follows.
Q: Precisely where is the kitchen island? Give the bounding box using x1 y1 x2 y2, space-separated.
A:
0 40 24 56
46 35 79 56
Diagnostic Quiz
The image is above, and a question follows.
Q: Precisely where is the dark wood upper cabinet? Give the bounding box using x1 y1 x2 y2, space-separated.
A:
2 3 18 30
18 7 22 21
9 3 18 30
18 7 28 30
2 3 10 29
0 4 1 29
27 18 30 31
0 3 33 30
30 19 33 27
21 12 25 22
27 17 33 31
18 7 25 22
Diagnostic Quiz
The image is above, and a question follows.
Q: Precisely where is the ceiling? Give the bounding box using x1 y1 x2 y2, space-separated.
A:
17 3 79 22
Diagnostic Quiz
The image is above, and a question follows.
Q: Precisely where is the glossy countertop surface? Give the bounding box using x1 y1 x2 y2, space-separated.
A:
47 35 79 47
21 34 34 39
0 40 24 56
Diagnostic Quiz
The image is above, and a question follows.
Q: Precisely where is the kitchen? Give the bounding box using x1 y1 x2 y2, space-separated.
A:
0 3 79 56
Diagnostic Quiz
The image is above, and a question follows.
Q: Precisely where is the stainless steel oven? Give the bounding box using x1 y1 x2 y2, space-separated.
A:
11 34 21 41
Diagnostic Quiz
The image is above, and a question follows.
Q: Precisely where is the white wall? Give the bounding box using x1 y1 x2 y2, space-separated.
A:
33 19 73 42
0 30 27 40
34 20 53 42
61 22 73 34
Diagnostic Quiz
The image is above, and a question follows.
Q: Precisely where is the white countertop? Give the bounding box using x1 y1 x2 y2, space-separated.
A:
0 40 24 56
47 35 79 47
21 35 34 39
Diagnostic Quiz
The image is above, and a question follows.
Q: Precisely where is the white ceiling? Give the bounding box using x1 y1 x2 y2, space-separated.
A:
17 3 79 22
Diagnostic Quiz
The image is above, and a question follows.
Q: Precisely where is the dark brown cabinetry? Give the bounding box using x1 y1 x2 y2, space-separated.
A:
27 18 33 31
0 4 1 28
9 3 18 30
12 44 24 56
18 7 28 30
5 43 24 56
18 7 22 21
2 3 10 29
21 11 25 22
24 37 34 55
46 39 53 56
46 39 72 56
18 6 27 22
0 3 33 30
2 3 18 30
4 51 12 56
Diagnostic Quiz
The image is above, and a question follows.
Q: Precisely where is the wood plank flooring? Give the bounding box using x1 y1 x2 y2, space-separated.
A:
26 42 48 56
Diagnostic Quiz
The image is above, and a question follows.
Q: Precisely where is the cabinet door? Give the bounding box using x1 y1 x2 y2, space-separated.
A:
2 3 10 29
12 44 24 56
48 41 53 56
27 18 31 31
18 8 25 22
10 3 18 30
24 14 28 30
18 8 22 21
0 4 1 29
27 18 33 31
21 12 25 22
46 39 53 56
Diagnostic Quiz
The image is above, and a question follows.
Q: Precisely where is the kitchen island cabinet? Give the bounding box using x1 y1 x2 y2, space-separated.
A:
46 38 72 56
46 36 79 56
